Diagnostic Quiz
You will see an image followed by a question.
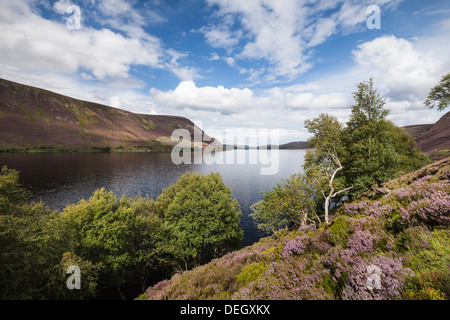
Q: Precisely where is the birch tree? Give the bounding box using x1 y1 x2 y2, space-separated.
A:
304 113 352 224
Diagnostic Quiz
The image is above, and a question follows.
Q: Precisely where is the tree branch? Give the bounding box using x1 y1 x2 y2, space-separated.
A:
331 186 353 198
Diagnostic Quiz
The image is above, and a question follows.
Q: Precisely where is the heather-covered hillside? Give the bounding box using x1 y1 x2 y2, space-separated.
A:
0 78 219 152
402 111 450 160
139 157 450 300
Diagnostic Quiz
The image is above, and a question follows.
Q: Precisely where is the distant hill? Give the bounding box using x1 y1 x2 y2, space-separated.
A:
256 141 311 150
279 141 311 150
402 111 450 159
0 78 220 151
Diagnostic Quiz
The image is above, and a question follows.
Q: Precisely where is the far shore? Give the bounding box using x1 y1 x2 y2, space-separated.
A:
0 146 313 154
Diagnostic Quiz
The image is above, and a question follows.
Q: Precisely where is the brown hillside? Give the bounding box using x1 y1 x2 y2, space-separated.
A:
413 111 450 156
0 78 219 151
402 124 433 139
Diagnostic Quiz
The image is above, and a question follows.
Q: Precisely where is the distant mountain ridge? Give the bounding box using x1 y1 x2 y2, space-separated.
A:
0 78 220 151
278 141 311 150
254 141 311 150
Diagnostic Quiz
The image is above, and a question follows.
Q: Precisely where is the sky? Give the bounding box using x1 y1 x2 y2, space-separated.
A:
1 0 450 144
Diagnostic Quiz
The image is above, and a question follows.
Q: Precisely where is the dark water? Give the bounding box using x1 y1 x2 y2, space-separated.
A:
0 150 306 247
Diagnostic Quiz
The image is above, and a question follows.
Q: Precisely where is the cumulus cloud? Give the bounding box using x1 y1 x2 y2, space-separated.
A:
150 80 352 121
352 35 442 100
150 81 254 115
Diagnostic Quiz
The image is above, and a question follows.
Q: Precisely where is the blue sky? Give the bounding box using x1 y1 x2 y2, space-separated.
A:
1 0 450 144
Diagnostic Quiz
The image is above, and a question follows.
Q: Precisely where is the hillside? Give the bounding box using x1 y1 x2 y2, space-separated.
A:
139 157 450 300
402 124 434 139
279 141 311 150
0 78 220 151
402 111 450 159
256 141 311 150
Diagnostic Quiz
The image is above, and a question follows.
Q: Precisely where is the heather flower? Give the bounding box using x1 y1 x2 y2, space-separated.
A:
233 257 334 300
341 254 414 300
146 279 171 300
310 238 331 254
342 200 371 216
282 235 309 257
320 248 362 286
390 177 449 208
398 191 450 228
365 203 393 218
347 230 377 253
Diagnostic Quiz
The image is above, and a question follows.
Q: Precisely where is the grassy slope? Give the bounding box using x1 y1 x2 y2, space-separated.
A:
139 157 450 300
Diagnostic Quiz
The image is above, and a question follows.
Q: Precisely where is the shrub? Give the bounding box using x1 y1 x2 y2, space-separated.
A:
347 230 378 253
341 254 413 300
282 235 309 257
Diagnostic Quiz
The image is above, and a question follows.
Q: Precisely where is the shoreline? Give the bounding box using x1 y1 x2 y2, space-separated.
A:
0 147 313 154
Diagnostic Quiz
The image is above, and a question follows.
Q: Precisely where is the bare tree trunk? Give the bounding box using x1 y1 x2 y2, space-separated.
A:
300 209 307 227
324 153 352 224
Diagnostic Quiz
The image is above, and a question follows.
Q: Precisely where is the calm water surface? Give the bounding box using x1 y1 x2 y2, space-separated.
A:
0 150 306 246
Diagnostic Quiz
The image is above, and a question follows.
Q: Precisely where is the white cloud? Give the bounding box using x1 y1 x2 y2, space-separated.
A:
208 52 221 61
352 35 441 100
203 0 403 83
53 0 72 14
149 80 353 137
150 81 254 115
0 0 195 82
285 92 350 110
351 34 450 105
200 25 240 49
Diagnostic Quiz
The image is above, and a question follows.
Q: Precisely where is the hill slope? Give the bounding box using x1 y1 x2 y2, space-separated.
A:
279 141 311 150
402 124 434 139
140 157 450 300
0 78 219 151
402 111 450 158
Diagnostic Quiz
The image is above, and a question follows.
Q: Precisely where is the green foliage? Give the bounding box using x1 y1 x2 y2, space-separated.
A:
36 107 44 116
140 118 156 130
305 113 343 153
304 114 346 190
424 72 450 111
57 252 99 299
0 166 242 299
326 216 352 247
250 173 318 233
119 195 170 291
402 229 450 299
62 189 169 297
299 78 430 193
156 172 242 270
387 123 431 173
341 78 398 191
0 166 30 211
0 166 96 299
237 262 266 286
303 113 350 223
